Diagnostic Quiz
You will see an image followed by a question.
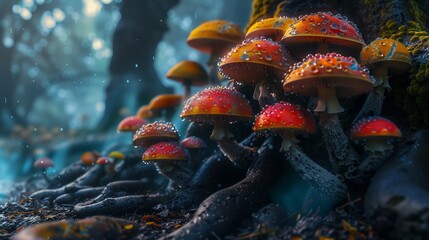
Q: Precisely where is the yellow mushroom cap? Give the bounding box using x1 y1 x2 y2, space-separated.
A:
166 60 209 86
246 17 295 41
108 151 125 160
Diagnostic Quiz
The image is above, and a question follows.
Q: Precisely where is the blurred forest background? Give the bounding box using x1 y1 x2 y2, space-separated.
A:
0 0 251 197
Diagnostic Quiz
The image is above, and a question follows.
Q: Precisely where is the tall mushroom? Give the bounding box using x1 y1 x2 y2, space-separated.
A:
281 12 365 58
354 38 411 121
142 142 192 188
245 17 295 41
348 117 402 183
253 101 346 200
166 60 209 99
187 20 244 84
147 94 183 121
283 53 373 177
218 38 293 106
181 86 255 168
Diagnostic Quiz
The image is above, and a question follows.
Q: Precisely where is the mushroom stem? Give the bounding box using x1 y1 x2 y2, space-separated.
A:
216 138 258 169
183 82 192 99
211 123 234 140
373 67 389 90
365 138 394 152
284 143 347 201
208 53 222 85
318 113 360 177
253 79 275 107
41 171 52 184
154 161 193 187
314 86 344 114
280 131 299 152
317 41 330 54
345 149 393 185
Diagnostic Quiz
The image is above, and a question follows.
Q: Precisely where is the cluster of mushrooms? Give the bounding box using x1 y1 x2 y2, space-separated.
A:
24 11 412 239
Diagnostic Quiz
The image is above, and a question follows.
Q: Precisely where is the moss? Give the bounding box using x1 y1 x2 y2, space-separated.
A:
380 16 429 129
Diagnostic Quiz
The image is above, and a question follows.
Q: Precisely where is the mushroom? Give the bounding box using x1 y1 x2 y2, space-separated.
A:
253 101 346 201
181 86 256 168
180 86 253 140
166 60 209 99
187 20 244 84
81 151 100 166
281 12 365 58
246 17 295 41
148 94 183 121
284 53 373 176
117 116 148 141
218 38 293 106
34 157 54 184
132 121 180 148
142 141 192 187
108 151 126 172
136 105 153 119
348 117 402 183
354 38 411 120
180 136 206 170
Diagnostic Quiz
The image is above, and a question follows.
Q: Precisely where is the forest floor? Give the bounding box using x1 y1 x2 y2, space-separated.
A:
0 179 382 240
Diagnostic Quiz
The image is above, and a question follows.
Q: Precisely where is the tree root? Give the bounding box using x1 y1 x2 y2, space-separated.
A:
53 187 105 205
352 91 384 124
47 161 89 189
163 137 283 239
345 150 393 185
216 134 260 169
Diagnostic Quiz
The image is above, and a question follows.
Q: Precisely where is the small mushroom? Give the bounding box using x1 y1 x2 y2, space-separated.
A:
218 38 293 106
254 102 346 201
117 116 148 141
187 20 244 83
148 94 183 121
166 60 209 99
132 121 180 148
136 105 153 119
34 157 54 184
281 12 365 58
81 151 100 166
180 136 206 170
180 86 253 140
108 151 126 172
142 142 192 187
246 17 295 41
354 38 411 121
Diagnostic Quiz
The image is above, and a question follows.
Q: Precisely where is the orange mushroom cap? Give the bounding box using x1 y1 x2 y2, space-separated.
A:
187 20 244 55
117 116 148 132
81 151 99 166
246 17 295 41
166 60 209 86
350 117 402 139
180 136 207 149
360 38 411 73
218 38 293 85
283 53 373 97
34 157 54 169
281 12 365 58
136 105 153 119
132 121 179 147
148 94 184 113
253 101 316 134
180 86 253 123
142 142 188 162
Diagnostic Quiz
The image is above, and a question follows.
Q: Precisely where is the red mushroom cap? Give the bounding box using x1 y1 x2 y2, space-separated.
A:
180 136 207 149
117 116 148 132
283 53 373 98
34 157 54 169
246 17 295 41
132 121 179 147
253 101 315 134
350 117 402 139
96 157 112 165
281 12 365 58
142 142 188 162
218 38 292 85
180 86 253 124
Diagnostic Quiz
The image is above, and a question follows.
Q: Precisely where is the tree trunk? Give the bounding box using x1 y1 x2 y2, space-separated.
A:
98 0 179 130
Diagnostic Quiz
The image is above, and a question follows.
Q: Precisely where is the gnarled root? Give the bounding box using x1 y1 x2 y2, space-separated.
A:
47 162 89 189
163 137 282 239
74 194 174 218
353 90 384 124
12 216 138 240
30 165 105 201
53 187 104 205
154 162 193 187
284 144 347 202
216 138 259 169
